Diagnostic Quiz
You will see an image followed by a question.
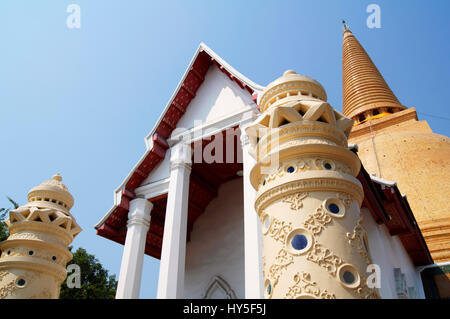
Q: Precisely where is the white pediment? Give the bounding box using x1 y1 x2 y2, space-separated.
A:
175 64 255 132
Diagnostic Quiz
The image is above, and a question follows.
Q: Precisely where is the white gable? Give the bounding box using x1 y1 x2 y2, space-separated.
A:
175 64 255 131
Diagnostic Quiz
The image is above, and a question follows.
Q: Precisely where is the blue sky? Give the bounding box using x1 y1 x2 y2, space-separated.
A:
1 1 449 298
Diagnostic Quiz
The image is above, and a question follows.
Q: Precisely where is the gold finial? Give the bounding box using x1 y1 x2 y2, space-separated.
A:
52 173 62 181
342 20 350 31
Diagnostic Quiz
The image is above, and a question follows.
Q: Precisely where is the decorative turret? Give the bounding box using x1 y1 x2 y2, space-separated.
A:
342 27 406 123
0 174 82 299
246 70 379 299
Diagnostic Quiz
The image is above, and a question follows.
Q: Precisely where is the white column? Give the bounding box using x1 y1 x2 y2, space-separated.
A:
116 198 153 299
157 141 192 299
240 112 264 299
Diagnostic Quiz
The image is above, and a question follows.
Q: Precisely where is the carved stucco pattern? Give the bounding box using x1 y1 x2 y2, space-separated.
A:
281 192 308 211
0 271 39 299
267 217 293 243
0 281 17 299
306 242 344 276
268 249 293 289
347 217 372 265
285 272 336 299
303 207 332 235
337 192 353 209
255 179 363 213
0 271 8 281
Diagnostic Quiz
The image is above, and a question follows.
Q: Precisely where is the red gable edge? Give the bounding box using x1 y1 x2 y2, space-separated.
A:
96 49 256 242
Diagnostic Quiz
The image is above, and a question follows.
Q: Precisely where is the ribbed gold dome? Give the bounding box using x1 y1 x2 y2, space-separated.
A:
26 173 74 213
342 29 406 120
258 70 327 113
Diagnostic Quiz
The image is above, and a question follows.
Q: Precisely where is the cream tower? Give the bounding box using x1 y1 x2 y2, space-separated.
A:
246 70 379 299
0 174 82 299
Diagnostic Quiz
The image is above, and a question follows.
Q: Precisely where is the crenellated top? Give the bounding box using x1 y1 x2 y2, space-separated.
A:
258 70 327 113
245 70 360 197
247 71 354 159
5 174 82 241
26 174 74 213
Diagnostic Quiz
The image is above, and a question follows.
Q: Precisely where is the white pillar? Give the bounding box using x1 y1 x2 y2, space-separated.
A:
240 112 264 299
157 141 192 299
116 198 153 299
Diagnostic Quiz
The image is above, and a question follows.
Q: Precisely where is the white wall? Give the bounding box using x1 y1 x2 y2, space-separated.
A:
362 207 425 299
184 178 245 299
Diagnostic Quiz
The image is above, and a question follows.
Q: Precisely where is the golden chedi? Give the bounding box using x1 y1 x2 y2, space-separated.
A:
0 174 82 299
246 70 379 299
342 28 450 263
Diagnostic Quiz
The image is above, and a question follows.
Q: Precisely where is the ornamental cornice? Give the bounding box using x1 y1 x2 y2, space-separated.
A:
5 231 68 249
260 82 326 112
255 178 363 215
7 223 75 246
256 122 348 157
262 158 352 185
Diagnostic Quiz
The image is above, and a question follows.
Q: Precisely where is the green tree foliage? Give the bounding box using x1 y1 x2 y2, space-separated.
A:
0 197 19 242
59 247 118 299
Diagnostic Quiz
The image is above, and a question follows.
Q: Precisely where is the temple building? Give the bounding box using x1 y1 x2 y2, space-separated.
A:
95 28 449 299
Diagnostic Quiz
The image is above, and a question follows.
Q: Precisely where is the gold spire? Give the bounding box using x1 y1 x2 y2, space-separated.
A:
342 28 406 121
